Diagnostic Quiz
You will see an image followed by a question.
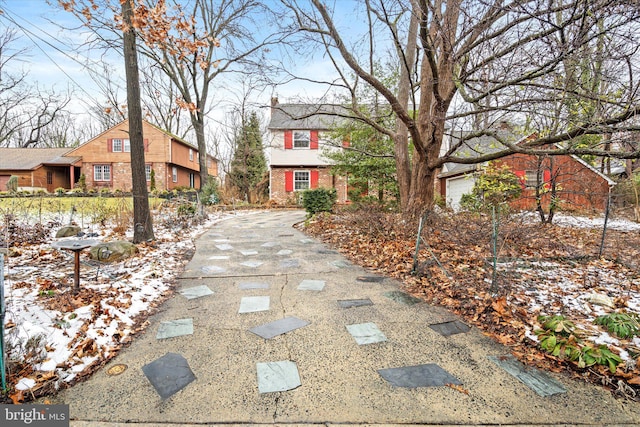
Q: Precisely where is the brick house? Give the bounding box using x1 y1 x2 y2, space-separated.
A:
268 98 349 204
439 132 615 211
66 120 217 191
0 120 217 193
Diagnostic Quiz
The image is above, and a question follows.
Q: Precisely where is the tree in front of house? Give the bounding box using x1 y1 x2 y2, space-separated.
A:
461 162 522 211
227 111 267 203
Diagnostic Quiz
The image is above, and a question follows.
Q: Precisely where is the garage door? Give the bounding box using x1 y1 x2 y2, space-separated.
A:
446 175 475 211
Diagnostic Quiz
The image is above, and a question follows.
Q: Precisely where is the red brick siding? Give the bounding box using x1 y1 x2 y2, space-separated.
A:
270 167 348 204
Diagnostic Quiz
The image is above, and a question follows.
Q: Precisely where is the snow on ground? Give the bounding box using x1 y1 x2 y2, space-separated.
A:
1 208 250 397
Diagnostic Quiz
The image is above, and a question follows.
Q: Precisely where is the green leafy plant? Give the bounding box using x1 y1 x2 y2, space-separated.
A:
6 175 18 192
595 313 640 339
578 344 623 373
200 177 219 205
302 188 337 216
538 314 576 335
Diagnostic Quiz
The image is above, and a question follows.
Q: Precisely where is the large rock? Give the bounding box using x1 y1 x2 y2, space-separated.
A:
90 241 138 263
56 225 81 238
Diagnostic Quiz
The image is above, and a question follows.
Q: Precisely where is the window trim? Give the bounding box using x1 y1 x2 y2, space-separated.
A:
172 166 178 183
293 131 310 149
145 164 152 181
293 170 310 191
189 148 194 161
94 164 111 182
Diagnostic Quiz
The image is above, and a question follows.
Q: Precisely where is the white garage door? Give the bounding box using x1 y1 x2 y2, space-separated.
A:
446 175 475 211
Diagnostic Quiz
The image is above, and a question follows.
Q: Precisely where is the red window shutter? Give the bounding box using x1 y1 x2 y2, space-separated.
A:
285 171 294 192
310 131 319 149
543 169 551 190
107 139 113 152
310 170 319 188
284 131 293 149
143 139 149 152
514 170 526 189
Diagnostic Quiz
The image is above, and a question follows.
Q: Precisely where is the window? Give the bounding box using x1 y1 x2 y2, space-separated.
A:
294 171 310 190
145 164 152 181
189 173 195 188
189 148 194 161
110 138 130 152
46 171 53 185
293 131 310 148
94 165 111 181
524 170 538 188
172 166 178 183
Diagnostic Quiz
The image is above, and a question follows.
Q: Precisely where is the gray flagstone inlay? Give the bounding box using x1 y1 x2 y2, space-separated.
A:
338 298 374 308
156 318 194 339
238 282 270 290
378 364 461 388
261 242 278 248
280 259 300 268
215 243 234 251
239 250 259 256
300 238 315 244
346 322 387 345
240 261 263 268
276 249 293 256
384 291 421 305
356 276 385 283
142 352 196 399
239 296 270 313
429 320 471 336
208 255 229 260
201 265 226 275
249 316 310 339
488 355 566 397
256 361 301 393
330 260 351 269
179 285 214 300
298 279 325 291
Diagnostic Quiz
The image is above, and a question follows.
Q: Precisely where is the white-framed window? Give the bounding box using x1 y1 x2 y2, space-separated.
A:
189 148 194 161
111 138 131 152
189 173 195 188
294 170 310 191
172 166 178 183
293 131 310 149
145 164 152 181
94 165 111 181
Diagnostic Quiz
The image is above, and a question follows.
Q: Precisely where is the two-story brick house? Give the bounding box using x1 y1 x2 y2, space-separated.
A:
268 98 349 204
66 119 217 191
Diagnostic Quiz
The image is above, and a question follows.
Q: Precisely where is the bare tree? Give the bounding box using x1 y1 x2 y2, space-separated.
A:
280 0 640 217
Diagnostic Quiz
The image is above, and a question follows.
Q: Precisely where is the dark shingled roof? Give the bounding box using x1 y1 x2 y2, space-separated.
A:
268 103 351 130
440 130 518 177
0 148 79 171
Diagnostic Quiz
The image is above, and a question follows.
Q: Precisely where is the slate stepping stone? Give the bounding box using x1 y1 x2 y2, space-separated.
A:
278 234 294 237
300 239 315 244
261 242 278 248
249 316 310 339
378 364 461 388
298 279 325 291
356 276 384 283
240 250 259 256
384 291 421 305
338 298 374 309
213 239 230 242
208 255 229 260
276 249 293 256
429 320 471 336
201 265 226 275
256 361 302 394
240 261 263 268
142 353 196 399
330 260 351 269
179 285 214 300
215 243 234 251
317 249 339 255
239 296 270 313
280 259 300 268
488 355 566 397
156 319 194 339
238 282 269 290
346 322 387 345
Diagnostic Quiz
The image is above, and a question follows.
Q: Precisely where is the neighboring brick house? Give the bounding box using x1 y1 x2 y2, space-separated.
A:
66 120 217 191
0 148 81 192
268 98 349 204
439 131 615 211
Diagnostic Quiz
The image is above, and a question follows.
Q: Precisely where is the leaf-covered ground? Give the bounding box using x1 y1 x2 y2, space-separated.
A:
300 208 640 400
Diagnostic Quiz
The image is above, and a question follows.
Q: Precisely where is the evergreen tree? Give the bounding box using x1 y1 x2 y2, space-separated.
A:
228 111 267 203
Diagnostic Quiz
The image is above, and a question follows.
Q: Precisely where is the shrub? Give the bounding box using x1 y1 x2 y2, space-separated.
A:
149 169 156 192
302 188 337 216
6 175 18 192
200 177 219 205
78 173 87 192
595 313 640 339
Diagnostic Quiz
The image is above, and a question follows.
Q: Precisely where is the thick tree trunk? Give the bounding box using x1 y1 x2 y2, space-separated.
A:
122 0 154 243
192 112 208 190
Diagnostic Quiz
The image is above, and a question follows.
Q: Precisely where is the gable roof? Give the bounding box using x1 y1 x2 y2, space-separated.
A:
269 103 351 131
440 130 519 177
0 148 80 171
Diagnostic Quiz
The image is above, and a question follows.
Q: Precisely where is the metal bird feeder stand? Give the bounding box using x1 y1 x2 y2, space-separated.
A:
52 240 99 293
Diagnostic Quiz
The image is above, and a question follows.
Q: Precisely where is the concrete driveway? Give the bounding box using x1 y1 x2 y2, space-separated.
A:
57 210 640 426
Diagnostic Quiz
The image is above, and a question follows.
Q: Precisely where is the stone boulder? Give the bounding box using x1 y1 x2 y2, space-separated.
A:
56 225 81 238
90 241 138 263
